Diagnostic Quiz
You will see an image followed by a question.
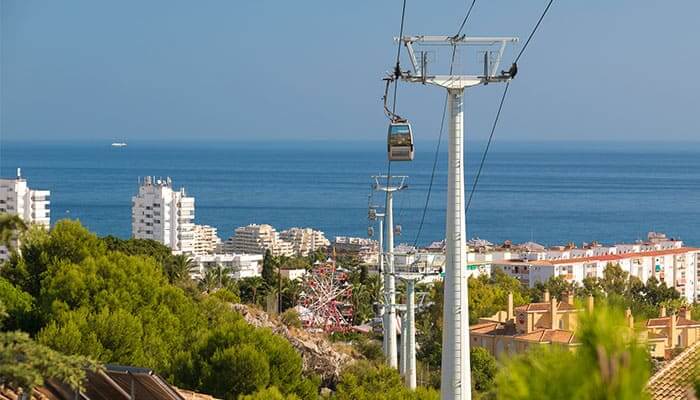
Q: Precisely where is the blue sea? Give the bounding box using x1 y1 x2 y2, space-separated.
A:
3 140 700 247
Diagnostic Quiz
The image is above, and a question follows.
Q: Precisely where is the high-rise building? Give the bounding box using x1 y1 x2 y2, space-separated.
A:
131 176 195 254
192 224 221 255
279 227 330 256
0 169 50 228
223 224 293 257
0 169 50 260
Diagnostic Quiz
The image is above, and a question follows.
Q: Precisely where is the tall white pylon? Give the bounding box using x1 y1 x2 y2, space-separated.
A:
397 35 518 400
373 175 407 368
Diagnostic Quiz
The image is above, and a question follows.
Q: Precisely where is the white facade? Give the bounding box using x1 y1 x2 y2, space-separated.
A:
280 268 307 281
333 236 379 265
279 227 330 256
223 224 294 257
490 241 699 303
191 253 263 280
192 224 221 255
0 170 50 229
0 170 51 260
131 176 195 254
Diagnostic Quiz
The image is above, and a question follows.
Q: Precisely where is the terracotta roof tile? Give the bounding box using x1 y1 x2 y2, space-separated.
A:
548 247 699 266
646 316 700 328
514 301 577 313
513 329 578 344
647 341 700 400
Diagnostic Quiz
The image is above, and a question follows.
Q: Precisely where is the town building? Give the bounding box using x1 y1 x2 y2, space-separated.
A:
644 305 700 359
280 268 308 281
471 290 700 361
470 291 582 359
333 236 379 265
131 176 195 254
0 169 50 261
0 169 50 228
190 253 263 280
192 224 221 255
484 233 699 303
279 227 330 256
223 224 294 257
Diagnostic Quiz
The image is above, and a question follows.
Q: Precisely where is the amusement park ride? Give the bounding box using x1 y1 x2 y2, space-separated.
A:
298 260 354 333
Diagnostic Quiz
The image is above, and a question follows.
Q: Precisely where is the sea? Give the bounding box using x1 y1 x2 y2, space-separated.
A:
3 140 700 248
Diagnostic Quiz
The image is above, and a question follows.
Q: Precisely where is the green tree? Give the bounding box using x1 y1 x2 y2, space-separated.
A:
600 263 629 296
240 277 267 305
0 277 33 331
203 344 270 399
165 254 197 284
0 213 27 254
241 386 301 400
495 305 650 400
101 236 172 265
471 347 497 393
178 321 315 400
530 276 577 302
262 250 277 286
0 331 98 393
1 220 319 399
333 361 439 400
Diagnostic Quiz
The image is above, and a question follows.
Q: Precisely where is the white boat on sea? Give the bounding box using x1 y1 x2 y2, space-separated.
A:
111 142 127 148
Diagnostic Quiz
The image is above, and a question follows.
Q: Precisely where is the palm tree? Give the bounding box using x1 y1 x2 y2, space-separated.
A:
242 276 265 305
165 254 196 284
0 213 28 254
198 270 218 294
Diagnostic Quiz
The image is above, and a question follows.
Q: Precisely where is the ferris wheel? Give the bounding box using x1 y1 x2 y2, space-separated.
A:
298 261 354 333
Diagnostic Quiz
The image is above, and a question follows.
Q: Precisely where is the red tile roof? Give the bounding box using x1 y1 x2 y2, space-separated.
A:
646 316 700 328
514 329 578 344
647 341 700 400
514 301 577 313
547 247 699 266
498 247 699 267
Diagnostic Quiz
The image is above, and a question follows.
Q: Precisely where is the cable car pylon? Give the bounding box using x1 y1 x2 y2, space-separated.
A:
371 174 407 368
394 35 519 400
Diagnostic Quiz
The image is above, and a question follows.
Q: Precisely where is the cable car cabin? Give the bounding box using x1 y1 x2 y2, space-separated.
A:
387 122 414 161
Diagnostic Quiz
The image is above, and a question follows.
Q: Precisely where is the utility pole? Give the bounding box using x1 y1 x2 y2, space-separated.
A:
373 175 407 368
368 202 385 353
404 278 417 388
397 35 518 400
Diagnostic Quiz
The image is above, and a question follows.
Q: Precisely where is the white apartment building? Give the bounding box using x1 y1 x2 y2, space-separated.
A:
279 227 330 256
193 224 221 255
489 233 700 303
0 169 50 228
223 224 294 257
131 176 195 254
333 236 379 265
0 169 50 260
190 253 263 280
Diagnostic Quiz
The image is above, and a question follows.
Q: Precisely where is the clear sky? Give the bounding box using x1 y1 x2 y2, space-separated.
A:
2 0 699 142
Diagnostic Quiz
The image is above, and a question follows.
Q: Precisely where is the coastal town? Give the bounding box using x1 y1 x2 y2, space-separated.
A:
5 1 700 399
4 169 700 399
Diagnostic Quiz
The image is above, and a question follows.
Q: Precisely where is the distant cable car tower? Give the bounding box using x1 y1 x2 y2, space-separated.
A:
395 35 519 400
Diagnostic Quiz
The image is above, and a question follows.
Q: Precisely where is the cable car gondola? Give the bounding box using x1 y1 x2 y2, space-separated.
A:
387 120 414 161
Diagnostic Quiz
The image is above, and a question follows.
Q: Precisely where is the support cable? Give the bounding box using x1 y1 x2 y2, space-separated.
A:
412 0 476 247
384 0 408 230
466 0 555 213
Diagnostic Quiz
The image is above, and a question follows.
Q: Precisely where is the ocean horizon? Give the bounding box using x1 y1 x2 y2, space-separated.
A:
2 139 700 248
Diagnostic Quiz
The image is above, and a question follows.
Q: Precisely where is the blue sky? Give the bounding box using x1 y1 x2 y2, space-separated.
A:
2 0 699 142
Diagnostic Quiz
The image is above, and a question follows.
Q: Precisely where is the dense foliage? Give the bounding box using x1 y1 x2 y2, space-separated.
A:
495 305 650 400
531 263 681 320
0 220 317 399
333 361 439 400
